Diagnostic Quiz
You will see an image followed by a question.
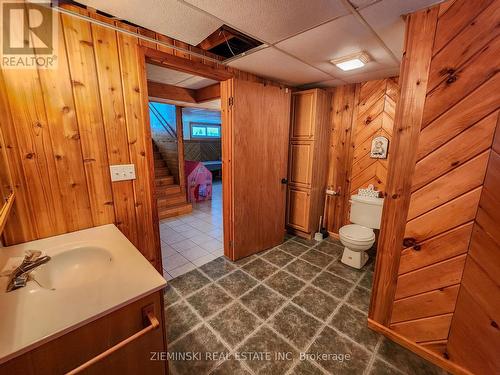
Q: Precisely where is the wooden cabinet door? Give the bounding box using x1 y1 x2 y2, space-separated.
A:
221 78 291 260
289 141 313 187
287 187 311 232
291 91 315 139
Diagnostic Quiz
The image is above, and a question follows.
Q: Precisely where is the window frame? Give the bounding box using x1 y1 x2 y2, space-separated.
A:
189 122 221 139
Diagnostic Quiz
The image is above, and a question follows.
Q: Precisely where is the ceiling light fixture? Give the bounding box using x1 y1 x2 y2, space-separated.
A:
330 52 370 71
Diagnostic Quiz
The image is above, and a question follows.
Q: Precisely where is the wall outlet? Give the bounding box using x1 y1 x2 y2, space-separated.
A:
110 164 136 182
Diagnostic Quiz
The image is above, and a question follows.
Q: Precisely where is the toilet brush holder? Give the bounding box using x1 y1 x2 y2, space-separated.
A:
314 216 324 241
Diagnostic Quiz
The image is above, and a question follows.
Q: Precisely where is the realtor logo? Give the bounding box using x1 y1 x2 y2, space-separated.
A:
1 0 58 68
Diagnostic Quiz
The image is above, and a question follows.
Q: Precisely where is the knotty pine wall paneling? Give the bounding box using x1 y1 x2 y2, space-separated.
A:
369 0 500 373
0 2 288 270
325 78 398 233
0 5 159 268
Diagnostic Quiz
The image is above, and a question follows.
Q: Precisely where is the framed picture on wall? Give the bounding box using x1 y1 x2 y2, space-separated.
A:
370 136 389 159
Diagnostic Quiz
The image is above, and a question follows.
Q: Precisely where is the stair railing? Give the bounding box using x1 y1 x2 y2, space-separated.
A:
149 103 177 140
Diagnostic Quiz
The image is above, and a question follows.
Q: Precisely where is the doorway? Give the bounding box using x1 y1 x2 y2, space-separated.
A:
145 62 224 279
141 47 292 272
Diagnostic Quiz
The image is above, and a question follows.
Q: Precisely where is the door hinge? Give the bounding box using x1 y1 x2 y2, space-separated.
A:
228 97 234 107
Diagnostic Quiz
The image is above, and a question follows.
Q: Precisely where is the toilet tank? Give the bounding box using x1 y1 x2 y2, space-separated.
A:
349 195 384 229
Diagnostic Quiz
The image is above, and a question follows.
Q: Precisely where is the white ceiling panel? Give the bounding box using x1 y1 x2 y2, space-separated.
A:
177 76 218 89
276 14 397 78
79 0 222 45
147 64 217 89
360 0 443 58
341 66 400 83
146 63 193 85
227 47 331 86
183 0 349 43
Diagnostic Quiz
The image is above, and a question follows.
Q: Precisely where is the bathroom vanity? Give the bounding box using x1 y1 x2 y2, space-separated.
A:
0 225 167 374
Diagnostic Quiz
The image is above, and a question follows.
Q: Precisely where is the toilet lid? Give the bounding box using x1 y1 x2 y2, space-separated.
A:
339 224 375 241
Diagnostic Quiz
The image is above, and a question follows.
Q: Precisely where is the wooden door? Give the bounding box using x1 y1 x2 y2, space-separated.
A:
286 187 310 232
221 79 291 260
291 91 315 139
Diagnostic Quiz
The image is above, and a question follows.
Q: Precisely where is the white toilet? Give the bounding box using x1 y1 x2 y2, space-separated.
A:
339 194 384 269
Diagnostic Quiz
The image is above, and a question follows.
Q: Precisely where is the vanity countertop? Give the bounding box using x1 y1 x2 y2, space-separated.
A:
0 224 166 364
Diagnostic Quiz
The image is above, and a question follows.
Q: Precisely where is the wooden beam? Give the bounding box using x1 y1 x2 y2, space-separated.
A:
147 81 196 103
198 29 235 51
195 83 220 103
144 47 232 81
368 7 439 325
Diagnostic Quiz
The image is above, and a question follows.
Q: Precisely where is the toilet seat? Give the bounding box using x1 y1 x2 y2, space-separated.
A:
339 224 375 242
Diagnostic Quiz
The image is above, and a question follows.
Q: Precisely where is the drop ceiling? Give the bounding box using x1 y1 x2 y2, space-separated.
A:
79 0 443 87
146 63 218 89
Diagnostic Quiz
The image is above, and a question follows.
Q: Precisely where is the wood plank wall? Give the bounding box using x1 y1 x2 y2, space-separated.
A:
0 3 275 270
390 0 499 348
325 78 398 233
370 0 499 373
0 5 159 267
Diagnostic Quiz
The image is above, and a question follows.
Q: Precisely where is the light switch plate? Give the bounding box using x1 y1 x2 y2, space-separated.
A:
110 164 136 182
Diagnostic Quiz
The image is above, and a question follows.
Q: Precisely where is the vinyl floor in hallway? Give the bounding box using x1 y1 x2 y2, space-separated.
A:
163 235 447 375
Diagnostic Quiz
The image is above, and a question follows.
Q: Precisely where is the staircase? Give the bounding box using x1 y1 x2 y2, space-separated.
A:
153 144 192 219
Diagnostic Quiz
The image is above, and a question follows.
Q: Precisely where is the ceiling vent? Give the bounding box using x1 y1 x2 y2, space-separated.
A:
198 25 263 60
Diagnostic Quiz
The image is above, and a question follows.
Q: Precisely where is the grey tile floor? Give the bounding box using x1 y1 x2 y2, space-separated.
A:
164 235 447 375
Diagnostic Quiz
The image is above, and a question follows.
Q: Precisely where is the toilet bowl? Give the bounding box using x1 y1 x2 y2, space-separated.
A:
338 193 384 269
339 224 375 269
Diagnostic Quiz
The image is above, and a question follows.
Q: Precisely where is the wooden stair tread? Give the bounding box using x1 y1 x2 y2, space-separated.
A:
157 192 187 207
155 176 174 185
156 185 182 196
152 140 189 219
158 202 192 219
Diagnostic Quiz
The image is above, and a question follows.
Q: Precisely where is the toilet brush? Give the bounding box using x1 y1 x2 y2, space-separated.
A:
314 216 324 241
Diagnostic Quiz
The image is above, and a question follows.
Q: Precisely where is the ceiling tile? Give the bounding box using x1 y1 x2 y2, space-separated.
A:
359 0 443 58
79 0 223 45
146 63 193 85
341 66 400 83
227 47 331 86
184 0 349 43
177 76 218 89
276 14 396 78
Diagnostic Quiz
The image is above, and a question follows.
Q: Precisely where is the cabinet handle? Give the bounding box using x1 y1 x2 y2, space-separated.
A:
65 311 160 375
281 178 288 184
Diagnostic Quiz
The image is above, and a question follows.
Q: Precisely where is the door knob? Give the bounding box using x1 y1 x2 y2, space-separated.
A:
281 178 288 184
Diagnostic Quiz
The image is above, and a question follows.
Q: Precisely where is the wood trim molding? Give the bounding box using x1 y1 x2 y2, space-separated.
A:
369 7 439 324
368 318 473 375
144 47 233 81
0 192 15 235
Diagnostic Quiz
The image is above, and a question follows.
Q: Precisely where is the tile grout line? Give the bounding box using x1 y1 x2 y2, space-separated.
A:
166 236 376 374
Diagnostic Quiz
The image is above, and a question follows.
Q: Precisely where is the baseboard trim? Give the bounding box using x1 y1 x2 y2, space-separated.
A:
367 318 472 375
327 231 340 240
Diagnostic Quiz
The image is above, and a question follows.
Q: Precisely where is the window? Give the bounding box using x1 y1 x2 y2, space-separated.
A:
190 122 221 139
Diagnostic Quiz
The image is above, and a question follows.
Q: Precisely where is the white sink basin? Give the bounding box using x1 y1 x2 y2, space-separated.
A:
0 224 166 365
33 246 112 290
